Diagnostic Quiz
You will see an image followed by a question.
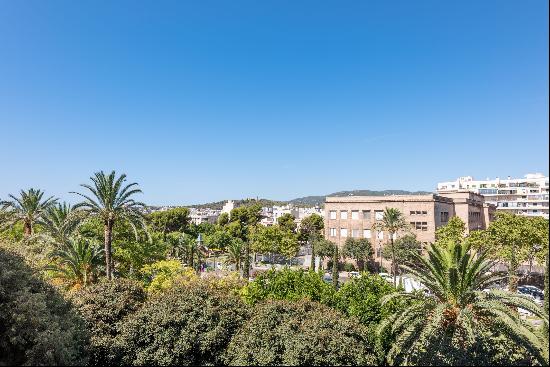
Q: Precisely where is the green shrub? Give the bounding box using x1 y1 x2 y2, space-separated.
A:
71 278 146 365
140 259 197 293
224 299 377 366
118 280 249 365
406 325 539 366
334 273 403 362
241 268 335 305
0 246 89 365
334 273 398 325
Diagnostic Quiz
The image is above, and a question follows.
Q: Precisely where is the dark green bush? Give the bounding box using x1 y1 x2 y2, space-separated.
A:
71 278 146 365
405 325 538 366
224 299 377 366
334 273 398 325
118 280 249 365
241 268 335 305
334 273 404 363
0 247 89 365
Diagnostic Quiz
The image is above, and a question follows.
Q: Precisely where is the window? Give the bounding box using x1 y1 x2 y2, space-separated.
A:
375 210 384 220
351 210 359 220
330 211 337 220
363 210 371 220
352 229 360 238
422 211 427 215
416 211 422 215
440 211 449 223
363 229 372 238
410 211 415 215
340 228 348 237
340 211 348 220
329 228 337 237
411 221 428 231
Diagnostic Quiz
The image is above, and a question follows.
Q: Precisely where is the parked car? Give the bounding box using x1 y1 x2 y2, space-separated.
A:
518 285 544 305
348 271 360 278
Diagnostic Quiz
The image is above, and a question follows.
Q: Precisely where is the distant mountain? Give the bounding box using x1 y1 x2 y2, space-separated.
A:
187 190 433 209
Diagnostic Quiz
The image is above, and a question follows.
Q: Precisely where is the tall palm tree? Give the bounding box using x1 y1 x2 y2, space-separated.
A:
0 188 57 236
378 242 548 366
180 234 207 272
372 207 408 286
72 171 146 280
226 238 244 272
48 237 104 288
37 202 83 243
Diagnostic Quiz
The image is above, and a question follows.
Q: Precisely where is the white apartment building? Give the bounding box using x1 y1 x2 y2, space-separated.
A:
221 200 235 216
437 173 549 219
259 204 324 227
189 208 220 225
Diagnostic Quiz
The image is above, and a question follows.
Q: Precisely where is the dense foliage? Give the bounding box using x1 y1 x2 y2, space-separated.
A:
241 268 335 305
335 273 399 325
342 237 374 271
380 242 548 366
117 281 249 366
71 279 146 365
0 247 89 365
381 233 422 273
1 172 548 367
224 299 377 366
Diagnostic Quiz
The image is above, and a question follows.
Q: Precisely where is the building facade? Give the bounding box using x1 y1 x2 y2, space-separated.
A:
259 204 324 227
324 193 495 250
437 173 549 219
189 208 220 225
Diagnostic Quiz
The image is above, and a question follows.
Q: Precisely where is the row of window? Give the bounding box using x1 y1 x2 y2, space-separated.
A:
329 210 384 220
410 210 428 215
329 209 430 220
329 228 400 239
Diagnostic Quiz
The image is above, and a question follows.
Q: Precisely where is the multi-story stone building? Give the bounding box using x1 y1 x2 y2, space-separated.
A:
324 192 495 251
437 173 549 219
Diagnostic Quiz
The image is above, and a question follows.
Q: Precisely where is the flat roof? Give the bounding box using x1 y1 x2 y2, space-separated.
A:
325 194 453 204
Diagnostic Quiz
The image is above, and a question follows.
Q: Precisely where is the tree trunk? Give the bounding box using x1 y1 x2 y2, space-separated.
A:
310 239 316 271
23 220 32 237
332 245 339 288
357 258 365 272
508 249 518 292
243 241 250 280
104 220 113 280
390 235 396 287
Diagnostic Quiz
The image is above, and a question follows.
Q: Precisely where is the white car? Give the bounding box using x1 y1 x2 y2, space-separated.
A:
348 271 361 278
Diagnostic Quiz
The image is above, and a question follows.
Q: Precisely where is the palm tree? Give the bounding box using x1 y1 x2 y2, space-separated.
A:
37 202 83 243
372 207 408 286
226 238 244 272
378 242 548 366
48 238 104 288
180 234 207 272
72 171 146 279
0 188 57 237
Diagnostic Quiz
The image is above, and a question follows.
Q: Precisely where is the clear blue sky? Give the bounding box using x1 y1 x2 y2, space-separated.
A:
0 1 548 205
